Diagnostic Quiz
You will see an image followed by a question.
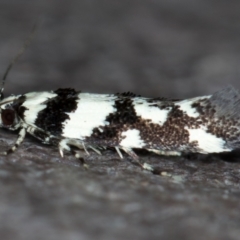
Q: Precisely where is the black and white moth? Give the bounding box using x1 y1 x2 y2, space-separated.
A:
0 85 240 172
1 27 240 172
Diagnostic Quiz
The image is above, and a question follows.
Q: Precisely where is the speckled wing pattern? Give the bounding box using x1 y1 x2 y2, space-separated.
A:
83 86 240 155
18 86 240 156
1 86 240 169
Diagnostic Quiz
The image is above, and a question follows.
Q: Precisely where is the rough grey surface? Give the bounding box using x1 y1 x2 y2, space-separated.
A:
0 1 240 240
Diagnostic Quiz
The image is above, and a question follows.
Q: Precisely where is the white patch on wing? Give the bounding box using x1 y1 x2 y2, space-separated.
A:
22 92 57 125
133 98 170 125
187 127 230 153
62 93 116 139
176 96 211 118
120 129 145 148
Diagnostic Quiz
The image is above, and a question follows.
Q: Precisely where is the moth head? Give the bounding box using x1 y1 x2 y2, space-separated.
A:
0 96 20 130
1 108 15 126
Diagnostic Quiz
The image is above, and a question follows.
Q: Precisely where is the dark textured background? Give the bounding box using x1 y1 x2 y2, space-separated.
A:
0 1 240 240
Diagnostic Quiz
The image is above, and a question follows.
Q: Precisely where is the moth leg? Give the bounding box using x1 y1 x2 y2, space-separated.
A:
60 138 102 156
71 150 89 169
89 146 102 155
4 128 27 155
58 139 90 168
58 139 71 157
115 147 123 159
121 147 154 172
82 142 90 156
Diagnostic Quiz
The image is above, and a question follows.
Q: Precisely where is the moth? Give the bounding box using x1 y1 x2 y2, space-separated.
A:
1 27 240 173
0 85 240 172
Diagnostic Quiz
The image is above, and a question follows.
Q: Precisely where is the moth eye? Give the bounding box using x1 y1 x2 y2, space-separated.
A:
1 109 15 126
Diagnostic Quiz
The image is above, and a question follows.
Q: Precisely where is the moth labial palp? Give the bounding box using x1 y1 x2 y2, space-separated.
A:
0 85 240 174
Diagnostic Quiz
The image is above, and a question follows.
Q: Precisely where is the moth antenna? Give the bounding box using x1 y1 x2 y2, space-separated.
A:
0 23 38 100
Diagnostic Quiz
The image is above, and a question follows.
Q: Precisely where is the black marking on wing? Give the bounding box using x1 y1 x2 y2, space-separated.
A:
107 97 139 125
35 88 79 136
89 97 140 145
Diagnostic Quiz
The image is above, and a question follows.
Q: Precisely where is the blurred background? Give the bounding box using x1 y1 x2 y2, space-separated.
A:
1 0 240 99
1 2 240 240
